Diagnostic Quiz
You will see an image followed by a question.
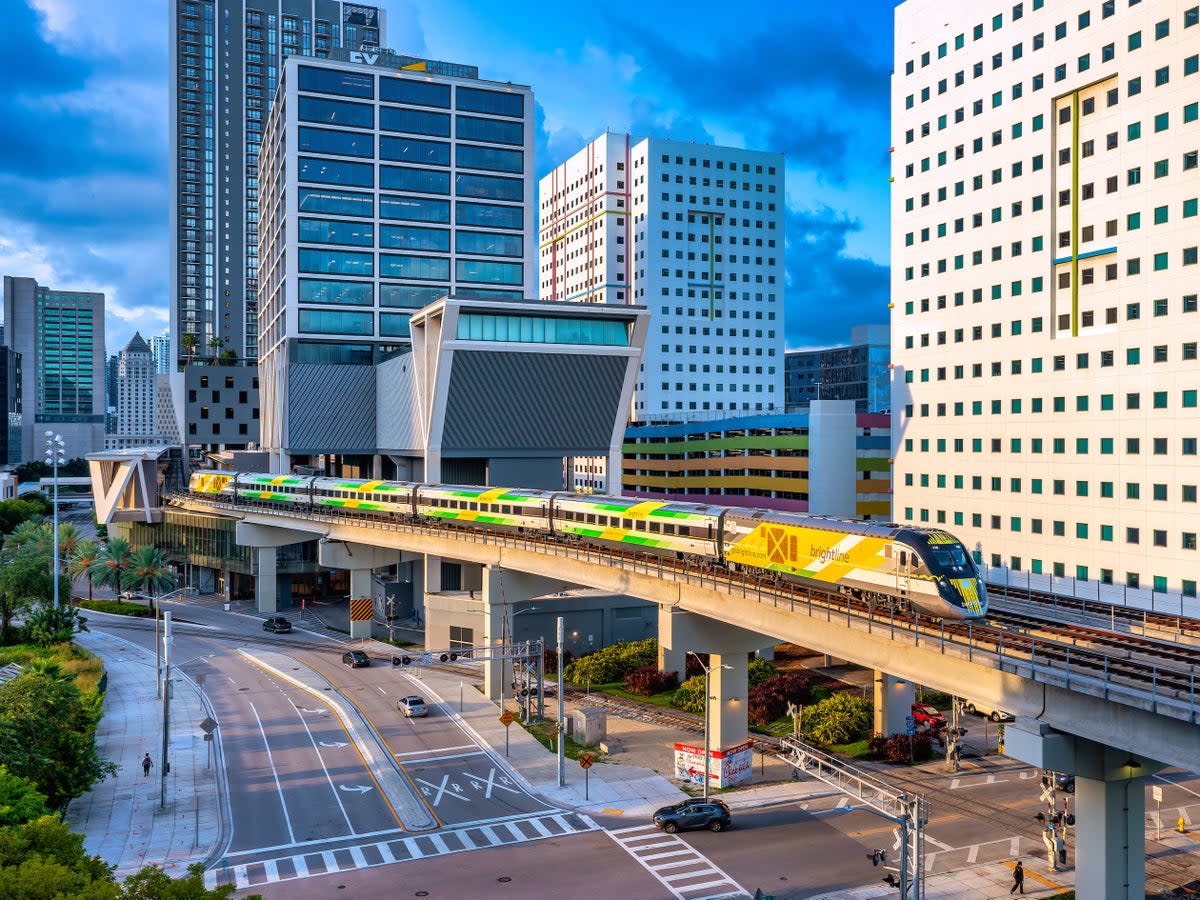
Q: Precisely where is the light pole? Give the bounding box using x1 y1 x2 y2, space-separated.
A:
557 616 565 788
687 651 731 800
43 432 65 608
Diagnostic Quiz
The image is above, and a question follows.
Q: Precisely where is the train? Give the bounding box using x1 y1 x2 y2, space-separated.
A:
189 471 987 621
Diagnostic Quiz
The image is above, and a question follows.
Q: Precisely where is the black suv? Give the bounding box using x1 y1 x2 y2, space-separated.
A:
262 616 292 634
342 650 370 668
652 800 732 833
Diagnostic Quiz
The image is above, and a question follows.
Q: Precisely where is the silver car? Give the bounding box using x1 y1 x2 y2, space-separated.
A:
397 695 428 717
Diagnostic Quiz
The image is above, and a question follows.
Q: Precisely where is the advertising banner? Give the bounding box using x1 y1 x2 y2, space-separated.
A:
673 740 754 788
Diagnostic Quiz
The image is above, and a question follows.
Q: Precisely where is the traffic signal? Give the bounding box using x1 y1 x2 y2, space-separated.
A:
867 849 888 866
392 655 413 667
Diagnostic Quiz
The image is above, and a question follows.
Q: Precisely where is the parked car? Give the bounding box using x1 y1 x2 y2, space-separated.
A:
963 699 1014 722
911 704 947 729
341 650 370 668
262 616 292 633
652 800 732 834
397 695 428 717
1054 772 1076 793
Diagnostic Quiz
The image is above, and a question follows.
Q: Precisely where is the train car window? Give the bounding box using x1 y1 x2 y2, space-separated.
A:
664 524 676 534
636 520 647 531
586 514 596 524
899 551 908 567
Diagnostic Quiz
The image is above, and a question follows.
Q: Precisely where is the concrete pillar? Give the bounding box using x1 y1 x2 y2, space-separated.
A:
656 605 687 678
873 671 915 736
349 569 372 639
709 651 748 750
479 566 564 703
256 547 277 613
1004 720 1166 899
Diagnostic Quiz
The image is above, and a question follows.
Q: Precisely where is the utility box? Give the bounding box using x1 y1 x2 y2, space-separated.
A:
571 707 606 747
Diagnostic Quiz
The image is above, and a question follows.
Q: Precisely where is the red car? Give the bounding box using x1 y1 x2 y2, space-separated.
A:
911 704 946 730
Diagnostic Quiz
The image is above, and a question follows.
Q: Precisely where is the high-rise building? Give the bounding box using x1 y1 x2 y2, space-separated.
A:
538 132 786 418
108 332 161 449
1 276 105 461
891 0 1200 598
149 332 171 375
0 348 22 466
785 324 891 412
169 0 385 370
257 50 535 465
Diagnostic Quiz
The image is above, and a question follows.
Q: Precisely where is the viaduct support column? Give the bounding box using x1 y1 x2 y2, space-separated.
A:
1005 720 1165 899
318 540 408 639
658 609 774 788
873 672 915 736
236 522 315 614
479 566 564 704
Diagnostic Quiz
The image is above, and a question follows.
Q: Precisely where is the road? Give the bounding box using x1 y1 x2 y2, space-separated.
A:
87 601 1200 897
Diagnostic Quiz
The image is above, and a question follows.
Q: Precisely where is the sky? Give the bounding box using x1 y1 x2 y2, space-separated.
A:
0 0 899 355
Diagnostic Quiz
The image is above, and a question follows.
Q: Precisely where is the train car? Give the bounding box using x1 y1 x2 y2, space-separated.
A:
414 484 556 531
722 510 986 620
310 477 417 515
549 494 726 558
227 472 313 506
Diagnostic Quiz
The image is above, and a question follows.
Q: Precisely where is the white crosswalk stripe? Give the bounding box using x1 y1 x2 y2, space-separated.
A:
606 824 748 900
205 812 597 889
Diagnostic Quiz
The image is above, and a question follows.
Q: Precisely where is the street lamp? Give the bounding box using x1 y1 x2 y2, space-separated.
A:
43 432 66 608
687 651 731 800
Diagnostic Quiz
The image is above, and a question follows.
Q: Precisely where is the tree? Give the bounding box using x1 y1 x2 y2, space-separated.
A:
0 814 119 899
207 335 225 357
0 499 45 534
11 461 51 485
4 519 50 556
181 332 198 365
70 540 101 602
127 545 177 612
0 672 115 807
0 767 49 827
0 547 54 645
802 693 873 746
119 862 236 899
22 602 88 647
89 538 134 600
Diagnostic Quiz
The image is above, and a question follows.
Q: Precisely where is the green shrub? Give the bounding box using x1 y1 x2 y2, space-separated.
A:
746 656 777 689
671 675 706 714
803 693 873 746
565 638 658 685
77 599 150 618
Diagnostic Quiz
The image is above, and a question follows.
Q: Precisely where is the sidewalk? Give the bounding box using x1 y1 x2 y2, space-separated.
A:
65 628 224 879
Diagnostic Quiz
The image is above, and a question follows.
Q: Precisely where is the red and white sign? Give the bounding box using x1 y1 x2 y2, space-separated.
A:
673 740 754 788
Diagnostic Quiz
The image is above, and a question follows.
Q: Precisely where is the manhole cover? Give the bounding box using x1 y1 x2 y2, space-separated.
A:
498 876 512 883
238 687 249 692
415 892 429 897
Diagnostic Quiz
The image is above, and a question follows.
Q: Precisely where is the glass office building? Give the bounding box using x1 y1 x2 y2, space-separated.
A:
257 50 535 462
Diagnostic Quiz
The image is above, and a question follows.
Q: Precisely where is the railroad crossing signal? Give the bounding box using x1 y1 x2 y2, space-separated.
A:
579 752 594 769
499 710 515 727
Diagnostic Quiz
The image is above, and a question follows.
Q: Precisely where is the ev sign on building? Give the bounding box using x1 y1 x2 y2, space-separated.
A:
673 740 753 788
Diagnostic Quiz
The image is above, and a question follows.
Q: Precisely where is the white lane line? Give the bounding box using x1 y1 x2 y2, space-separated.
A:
285 695 357 834
406 750 487 764
263 859 280 882
321 850 338 872
479 825 502 846
292 855 309 877
967 844 980 863
394 744 479 758
926 834 954 851
457 830 476 850
1010 836 1021 856
248 701 296 845
526 817 553 838
641 849 697 862
663 868 721 883
376 842 396 864
678 880 742 896
233 865 249 888
551 814 575 832
609 824 659 836
349 845 367 867
503 821 527 840
404 836 425 859
628 838 679 851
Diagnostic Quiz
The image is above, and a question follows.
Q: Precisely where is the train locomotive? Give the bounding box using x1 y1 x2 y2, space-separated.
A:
189 472 987 621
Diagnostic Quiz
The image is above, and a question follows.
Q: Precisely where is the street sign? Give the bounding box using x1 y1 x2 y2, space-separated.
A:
199 716 218 734
579 753 594 769
1152 785 1163 802
499 710 515 727
904 715 915 737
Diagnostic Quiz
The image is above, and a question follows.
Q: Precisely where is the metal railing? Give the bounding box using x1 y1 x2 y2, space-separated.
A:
167 493 1200 727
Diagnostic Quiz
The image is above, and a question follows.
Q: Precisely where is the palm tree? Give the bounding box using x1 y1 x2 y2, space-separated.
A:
69 540 100 602
207 335 225 358
127 544 177 612
4 519 48 556
89 537 134 601
181 332 198 365
56 522 80 559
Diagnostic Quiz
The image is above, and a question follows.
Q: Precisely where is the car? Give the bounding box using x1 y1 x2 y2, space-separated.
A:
397 695 428 717
911 704 947 729
341 650 370 668
652 800 732 834
963 699 1014 722
262 616 292 633
677 797 731 814
1054 772 1075 793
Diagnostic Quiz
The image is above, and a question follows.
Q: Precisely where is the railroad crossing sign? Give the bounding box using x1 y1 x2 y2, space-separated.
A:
499 710 515 727
579 753 594 769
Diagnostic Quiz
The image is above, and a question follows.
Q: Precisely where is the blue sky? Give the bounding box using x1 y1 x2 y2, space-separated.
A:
0 0 898 354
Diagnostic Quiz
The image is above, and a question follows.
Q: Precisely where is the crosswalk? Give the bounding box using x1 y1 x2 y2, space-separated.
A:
204 812 596 890
607 824 748 900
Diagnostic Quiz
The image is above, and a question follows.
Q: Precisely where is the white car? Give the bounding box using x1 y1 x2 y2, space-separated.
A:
963 699 1014 722
397 696 428 718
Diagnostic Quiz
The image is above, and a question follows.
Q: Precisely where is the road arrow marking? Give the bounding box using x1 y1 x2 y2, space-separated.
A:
338 784 374 794
297 707 324 714
319 741 349 749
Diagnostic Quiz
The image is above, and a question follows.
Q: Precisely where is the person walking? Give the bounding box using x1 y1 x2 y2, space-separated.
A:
1010 860 1025 894
142 753 153 777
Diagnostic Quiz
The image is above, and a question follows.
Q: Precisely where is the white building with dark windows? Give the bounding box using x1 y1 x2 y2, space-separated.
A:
538 132 786 418
892 0 1200 599
109 332 163 450
257 51 535 470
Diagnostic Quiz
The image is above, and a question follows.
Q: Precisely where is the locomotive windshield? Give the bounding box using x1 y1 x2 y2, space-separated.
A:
928 544 975 576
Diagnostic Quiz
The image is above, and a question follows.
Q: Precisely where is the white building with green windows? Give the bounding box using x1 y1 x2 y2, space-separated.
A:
892 0 1200 599
257 50 536 471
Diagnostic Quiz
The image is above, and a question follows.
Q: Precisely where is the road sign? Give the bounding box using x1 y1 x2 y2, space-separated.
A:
579 753 594 769
499 710 515 727
199 716 218 734
349 597 373 621
1152 785 1163 803
904 715 915 737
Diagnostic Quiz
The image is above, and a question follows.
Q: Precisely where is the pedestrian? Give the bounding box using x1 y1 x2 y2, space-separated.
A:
1010 860 1025 894
142 753 152 777
1056 831 1066 867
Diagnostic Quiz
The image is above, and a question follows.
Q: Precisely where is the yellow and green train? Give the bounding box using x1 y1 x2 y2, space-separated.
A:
189 472 986 620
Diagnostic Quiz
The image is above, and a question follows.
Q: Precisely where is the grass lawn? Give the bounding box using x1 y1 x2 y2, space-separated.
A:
0 642 104 694
78 599 152 618
829 739 873 759
516 717 607 763
585 681 682 709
